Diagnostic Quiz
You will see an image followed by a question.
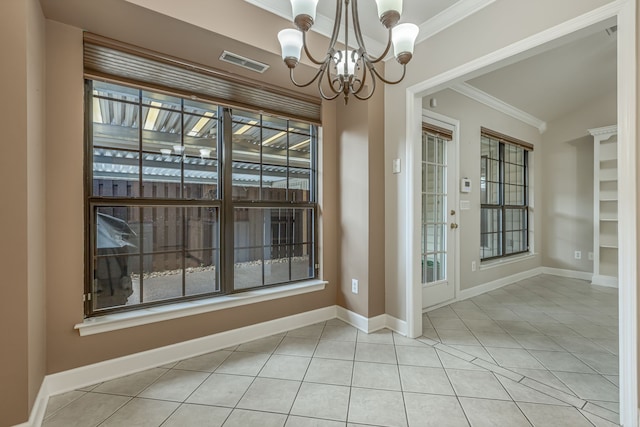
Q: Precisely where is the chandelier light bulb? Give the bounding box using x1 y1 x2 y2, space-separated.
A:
290 0 319 31
374 0 403 28
335 50 358 77
392 23 419 64
278 29 303 68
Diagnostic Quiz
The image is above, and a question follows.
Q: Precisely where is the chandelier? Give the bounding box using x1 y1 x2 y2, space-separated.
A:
277 0 419 103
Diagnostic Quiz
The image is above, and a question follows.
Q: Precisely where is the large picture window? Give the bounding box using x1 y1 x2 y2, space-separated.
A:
86 80 317 316
480 128 531 260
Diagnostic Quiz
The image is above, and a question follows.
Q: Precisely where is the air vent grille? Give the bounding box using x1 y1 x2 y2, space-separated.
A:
219 51 270 74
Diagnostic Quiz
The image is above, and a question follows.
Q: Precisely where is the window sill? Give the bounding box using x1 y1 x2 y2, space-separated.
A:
480 252 538 271
74 280 327 336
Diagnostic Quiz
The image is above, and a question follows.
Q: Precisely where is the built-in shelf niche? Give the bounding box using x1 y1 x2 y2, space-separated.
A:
590 125 618 287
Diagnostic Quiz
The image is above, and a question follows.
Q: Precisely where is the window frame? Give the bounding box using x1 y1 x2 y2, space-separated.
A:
480 130 531 261
84 80 319 317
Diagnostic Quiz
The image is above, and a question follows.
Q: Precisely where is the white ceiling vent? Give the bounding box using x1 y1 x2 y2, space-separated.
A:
219 51 270 74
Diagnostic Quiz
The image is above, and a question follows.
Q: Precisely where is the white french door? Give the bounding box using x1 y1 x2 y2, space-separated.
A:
421 117 458 310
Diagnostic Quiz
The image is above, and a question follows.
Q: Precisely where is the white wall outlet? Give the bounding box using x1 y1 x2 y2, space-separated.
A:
351 279 359 294
588 252 594 261
471 261 477 272
574 251 582 260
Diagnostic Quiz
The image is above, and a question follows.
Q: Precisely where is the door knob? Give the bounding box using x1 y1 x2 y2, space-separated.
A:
450 210 456 216
450 223 459 229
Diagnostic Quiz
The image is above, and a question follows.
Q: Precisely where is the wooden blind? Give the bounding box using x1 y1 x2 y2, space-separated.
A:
422 123 453 140
83 33 322 124
481 127 534 151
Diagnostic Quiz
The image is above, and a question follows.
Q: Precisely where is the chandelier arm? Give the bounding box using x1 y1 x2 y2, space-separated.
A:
353 82 376 101
289 63 327 88
351 0 367 52
352 66 376 101
368 29 393 64
369 63 407 85
319 71 343 101
351 57 369 96
326 64 344 95
327 0 343 50
302 32 332 65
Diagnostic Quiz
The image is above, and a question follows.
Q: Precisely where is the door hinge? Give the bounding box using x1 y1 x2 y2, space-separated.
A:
315 263 320 271
83 293 92 302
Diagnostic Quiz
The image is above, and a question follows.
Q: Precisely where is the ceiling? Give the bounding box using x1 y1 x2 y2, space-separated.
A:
464 26 617 124
244 0 493 54
40 0 615 125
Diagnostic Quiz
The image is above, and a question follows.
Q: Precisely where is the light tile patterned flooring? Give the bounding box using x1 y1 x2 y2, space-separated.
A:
44 275 620 426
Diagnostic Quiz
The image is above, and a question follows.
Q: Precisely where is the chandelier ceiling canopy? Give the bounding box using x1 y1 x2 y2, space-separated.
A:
277 0 419 103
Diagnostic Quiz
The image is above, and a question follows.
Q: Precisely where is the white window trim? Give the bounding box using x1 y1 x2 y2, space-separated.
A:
75 279 327 336
479 252 537 270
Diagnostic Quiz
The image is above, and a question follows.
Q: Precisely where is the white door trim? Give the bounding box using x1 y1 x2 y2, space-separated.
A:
403 1 637 425
421 109 461 309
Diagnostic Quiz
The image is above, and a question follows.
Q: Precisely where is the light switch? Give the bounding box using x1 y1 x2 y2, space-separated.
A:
392 158 401 174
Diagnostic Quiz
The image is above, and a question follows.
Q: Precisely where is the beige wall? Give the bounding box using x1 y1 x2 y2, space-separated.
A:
0 0 47 425
0 2 30 424
541 90 617 271
384 0 617 321
423 89 543 292
335 87 386 318
44 20 338 374
26 0 47 414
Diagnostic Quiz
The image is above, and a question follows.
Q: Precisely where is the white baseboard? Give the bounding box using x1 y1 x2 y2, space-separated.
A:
336 306 408 336
541 267 593 282
335 306 386 333
45 306 336 400
591 274 619 288
18 377 50 427
385 315 408 336
457 267 544 301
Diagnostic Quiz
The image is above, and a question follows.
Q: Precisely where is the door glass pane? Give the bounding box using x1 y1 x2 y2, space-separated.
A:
422 129 448 284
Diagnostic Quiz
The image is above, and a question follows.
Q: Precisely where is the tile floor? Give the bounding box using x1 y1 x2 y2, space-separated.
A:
43 275 620 426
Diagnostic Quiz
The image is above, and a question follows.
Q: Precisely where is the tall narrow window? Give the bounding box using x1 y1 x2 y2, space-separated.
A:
480 128 532 260
86 80 317 316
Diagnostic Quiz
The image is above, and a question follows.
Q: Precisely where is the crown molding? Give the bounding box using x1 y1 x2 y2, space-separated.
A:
450 82 547 134
588 124 617 136
417 0 496 43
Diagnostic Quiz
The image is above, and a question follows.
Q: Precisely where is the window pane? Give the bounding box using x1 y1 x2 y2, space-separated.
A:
289 134 311 168
93 81 139 103
262 127 288 153
265 245 290 285
93 206 140 310
234 208 263 248
93 101 140 151
291 243 314 281
234 248 262 289
186 207 219 250
185 249 219 296
262 165 288 201
142 206 184 253
480 207 502 259
232 162 261 200
289 168 311 202
183 156 218 200
262 140 288 167
140 251 183 303
142 91 181 111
